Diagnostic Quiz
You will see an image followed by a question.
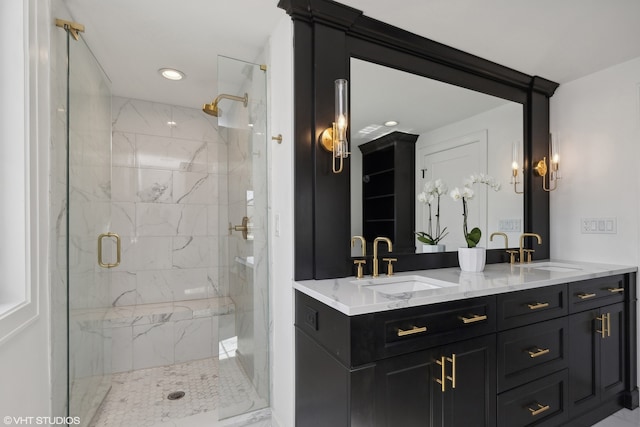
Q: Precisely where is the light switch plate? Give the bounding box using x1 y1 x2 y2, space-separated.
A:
581 217 617 234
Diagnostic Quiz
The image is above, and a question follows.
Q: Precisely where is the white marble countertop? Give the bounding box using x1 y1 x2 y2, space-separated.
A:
293 260 637 316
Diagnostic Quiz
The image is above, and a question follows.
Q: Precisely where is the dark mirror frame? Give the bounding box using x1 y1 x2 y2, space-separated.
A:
278 0 559 280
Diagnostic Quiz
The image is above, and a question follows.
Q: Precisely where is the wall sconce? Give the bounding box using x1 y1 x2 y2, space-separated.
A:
534 134 561 192
320 79 349 173
511 141 523 194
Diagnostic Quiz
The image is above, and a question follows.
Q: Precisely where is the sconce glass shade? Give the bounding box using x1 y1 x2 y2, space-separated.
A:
334 79 349 158
511 141 523 194
550 134 561 178
319 78 350 173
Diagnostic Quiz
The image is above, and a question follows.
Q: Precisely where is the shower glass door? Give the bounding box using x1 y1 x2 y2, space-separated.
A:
217 56 270 420
66 30 113 426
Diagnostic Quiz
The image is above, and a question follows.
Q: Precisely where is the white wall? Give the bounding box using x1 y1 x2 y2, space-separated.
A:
550 55 640 384
267 15 295 427
0 0 52 420
550 56 640 265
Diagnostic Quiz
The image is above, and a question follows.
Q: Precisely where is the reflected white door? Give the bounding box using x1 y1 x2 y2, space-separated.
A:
417 131 488 249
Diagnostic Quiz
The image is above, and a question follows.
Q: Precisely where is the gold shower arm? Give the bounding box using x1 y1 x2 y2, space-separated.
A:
210 93 248 108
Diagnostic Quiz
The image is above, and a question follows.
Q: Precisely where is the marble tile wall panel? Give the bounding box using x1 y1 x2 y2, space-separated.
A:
132 322 175 370
109 96 230 371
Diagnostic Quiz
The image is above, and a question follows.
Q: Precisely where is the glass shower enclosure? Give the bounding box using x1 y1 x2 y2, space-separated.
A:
60 24 270 423
216 55 270 421
63 27 114 427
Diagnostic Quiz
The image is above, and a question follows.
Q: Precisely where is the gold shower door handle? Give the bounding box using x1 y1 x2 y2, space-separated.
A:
229 216 249 240
98 232 121 268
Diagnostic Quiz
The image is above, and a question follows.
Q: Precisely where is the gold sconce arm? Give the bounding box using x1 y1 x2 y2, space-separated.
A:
320 124 348 173
535 134 561 192
511 168 524 194
534 157 559 192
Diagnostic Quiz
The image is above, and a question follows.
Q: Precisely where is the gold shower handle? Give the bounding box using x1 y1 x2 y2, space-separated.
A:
229 216 250 240
98 232 121 268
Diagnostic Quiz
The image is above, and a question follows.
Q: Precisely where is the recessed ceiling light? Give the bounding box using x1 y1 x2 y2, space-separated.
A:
384 120 399 127
159 68 185 81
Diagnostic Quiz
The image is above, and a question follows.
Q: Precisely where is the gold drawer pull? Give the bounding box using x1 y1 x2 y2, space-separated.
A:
577 292 596 300
608 287 624 293
445 354 456 389
397 326 427 337
528 348 550 358
459 314 487 324
435 356 446 392
528 403 550 416
596 313 611 338
527 302 549 310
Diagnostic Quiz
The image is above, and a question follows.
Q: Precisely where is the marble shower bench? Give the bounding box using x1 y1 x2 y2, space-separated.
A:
70 297 235 374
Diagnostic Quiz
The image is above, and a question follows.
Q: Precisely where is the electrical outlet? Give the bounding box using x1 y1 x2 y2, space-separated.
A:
498 219 522 232
304 306 318 331
581 217 617 234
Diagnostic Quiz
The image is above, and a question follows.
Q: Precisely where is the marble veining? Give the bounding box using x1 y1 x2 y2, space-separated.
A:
294 260 638 316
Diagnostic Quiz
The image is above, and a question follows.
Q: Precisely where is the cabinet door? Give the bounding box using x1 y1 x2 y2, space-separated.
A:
568 303 626 418
440 335 497 427
568 308 600 416
600 303 625 399
375 335 496 427
375 348 440 427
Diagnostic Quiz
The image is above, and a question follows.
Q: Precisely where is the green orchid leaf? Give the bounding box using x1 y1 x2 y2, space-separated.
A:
466 227 481 247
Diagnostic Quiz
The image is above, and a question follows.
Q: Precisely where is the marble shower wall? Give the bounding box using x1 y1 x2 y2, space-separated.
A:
110 97 228 306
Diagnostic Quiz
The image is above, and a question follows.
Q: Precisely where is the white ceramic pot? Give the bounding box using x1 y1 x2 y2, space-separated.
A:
458 247 486 272
421 244 446 253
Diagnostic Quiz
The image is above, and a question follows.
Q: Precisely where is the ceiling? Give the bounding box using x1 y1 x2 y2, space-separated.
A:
63 0 640 115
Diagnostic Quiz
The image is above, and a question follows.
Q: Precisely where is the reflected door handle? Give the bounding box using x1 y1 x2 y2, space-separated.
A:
229 216 249 240
98 232 121 268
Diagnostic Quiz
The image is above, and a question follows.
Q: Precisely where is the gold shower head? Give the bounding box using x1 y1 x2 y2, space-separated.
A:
202 102 220 117
202 92 248 117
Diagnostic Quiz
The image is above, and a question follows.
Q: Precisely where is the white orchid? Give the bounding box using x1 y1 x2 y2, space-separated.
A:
416 179 449 245
451 173 501 248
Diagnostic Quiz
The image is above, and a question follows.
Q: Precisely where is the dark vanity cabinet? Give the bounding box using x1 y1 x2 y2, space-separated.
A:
568 276 628 421
359 132 418 254
295 273 638 427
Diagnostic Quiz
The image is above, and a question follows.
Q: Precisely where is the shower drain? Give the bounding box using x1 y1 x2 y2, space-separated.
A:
167 391 186 400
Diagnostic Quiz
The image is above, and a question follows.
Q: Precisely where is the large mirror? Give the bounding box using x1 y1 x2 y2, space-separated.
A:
280 0 556 280
350 58 524 256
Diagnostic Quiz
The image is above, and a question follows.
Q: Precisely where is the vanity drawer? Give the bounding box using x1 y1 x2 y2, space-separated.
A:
374 295 496 359
569 275 625 313
497 284 568 330
497 317 568 392
497 369 569 427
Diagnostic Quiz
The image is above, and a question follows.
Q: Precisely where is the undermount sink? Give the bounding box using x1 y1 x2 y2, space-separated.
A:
519 262 583 272
353 275 456 295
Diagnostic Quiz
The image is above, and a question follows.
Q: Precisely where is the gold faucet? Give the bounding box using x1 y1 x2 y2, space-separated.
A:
519 233 542 263
373 237 393 277
490 232 509 248
350 235 366 257
491 232 518 264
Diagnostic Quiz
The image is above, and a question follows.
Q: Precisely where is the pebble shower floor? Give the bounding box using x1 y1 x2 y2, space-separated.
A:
89 356 262 427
